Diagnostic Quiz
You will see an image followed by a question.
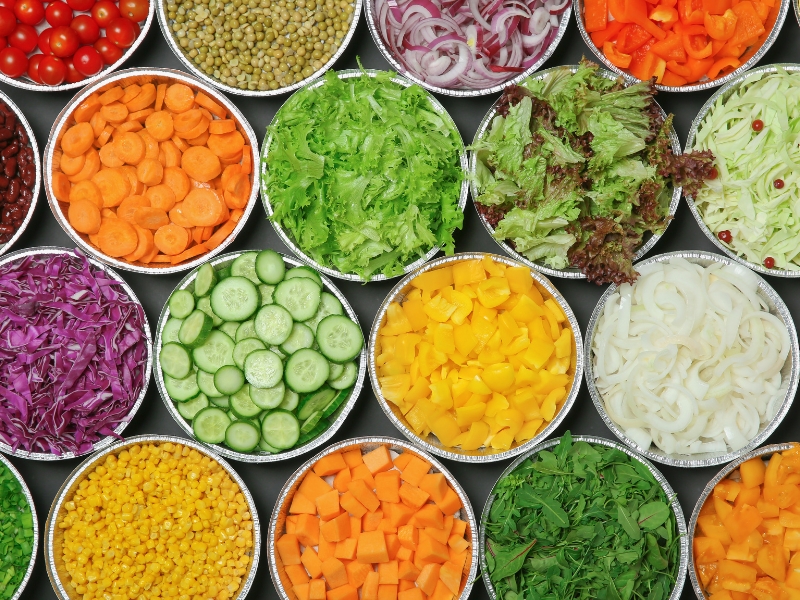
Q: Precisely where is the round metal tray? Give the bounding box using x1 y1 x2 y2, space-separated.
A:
0 452 38 600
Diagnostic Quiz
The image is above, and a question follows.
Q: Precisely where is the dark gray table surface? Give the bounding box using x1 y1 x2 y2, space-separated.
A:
4 10 800 599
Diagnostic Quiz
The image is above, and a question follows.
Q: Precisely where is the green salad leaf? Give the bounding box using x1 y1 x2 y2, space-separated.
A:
264 69 464 280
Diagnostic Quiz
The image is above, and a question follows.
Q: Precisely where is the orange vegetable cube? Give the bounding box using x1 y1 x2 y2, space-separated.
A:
335 538 358 561
439 560 462 595
317 489 342 522
294 583 311 600
327 585 358 600
398 588 425 600
358 531 389 564
451 519 467 538
333 468 353 494
300 472 334 500
286 515 298 534
785 528 800 551
416 564 441 595
321 513 351 543
448 548 468 572
319 538 336 561
764 485 800 509
781 511 800 529
698 563 719 587
314 453 348 476
376 471 402 503
736 487 762 509
340 491 368 518
718 559 758 591
741 458 767 489
757 544 786 581
448 535 470 554
399 559 420 582
386 533 401 560
380 518 398 534
277 534 302 565
694 536 727 564
351 516 362 538
715 496 734 521
725 504 763 543
435 488 463 516
378 585 398 600
301 547 323 579
352 464 377 489
400 456 432 486
766 454 783 487
398 525 419 550
419 474 449 504
290 493 318 515
286 564 311 586
378 560 399 585
716 480 743 502
349 479 381 512
343 449 364 468
399 483 430 509
430 580 455 600
417 531 450 564
758 499 781 518
396 547 413 561
394 453 413 471
363 572 381 600
364 511 384 532
296 514 321 547
411 504 444 529
322 557 349 589
346 560 374 588
310 579 326 600
726 541 756 562
786 564 800 589
424 527 449 545
386 502 416 528
698 514 733 544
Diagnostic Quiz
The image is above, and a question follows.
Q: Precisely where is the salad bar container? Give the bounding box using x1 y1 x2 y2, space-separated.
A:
0 452 38 600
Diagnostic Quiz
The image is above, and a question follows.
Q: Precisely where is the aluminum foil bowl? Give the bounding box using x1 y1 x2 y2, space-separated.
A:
0 4 153 92
154 250 367 463
44 435 261 600
0 89 41 259
157 0 362 96
261 68 469 282
480 435 689 600
364 0 571 97
470 65 681 280
44 67 261 275
685 64 800 278
368 252 584 463
0 453 38 600
584 250 800 468
268 436 479 600
687 442 795 600
0 246 153 461
574 0 788 92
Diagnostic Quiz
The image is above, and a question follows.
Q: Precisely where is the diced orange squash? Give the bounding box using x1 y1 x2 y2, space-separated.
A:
399 560 420 581
317 489 343 522
396 547 413 561
301 547 324 579
378 560 399 584
315 453 348 476
277 534 302 565
363 572 381 600
451 519 467 538
300 472 335 500
430 580 455 600
294 583 311 600
346 559 374 588
286 564 311 586
321 513 351 543
394 453 413 472
742 458 768 489
287 515 298 534
310 579 326 600
424 527 449 545
319 538 336 561
399 483 430 509
398 525 419 550
419 474 449 504
296 514 321 547
411 504 444 529
378 584 398 600
364 511 384 532
695 537 727 564
448 535 470 554
416 564 441 595
439 560 462 595
386 502 416 528
376 471 402 503
725 504 763 543
448 548 468 572
358 531 390 564
435 489 463 516
334 468 353 494
335 538 358 561
417 531 450 564
352 464 377 489
351 516 362 537
340 491 369 518
380 518 398 534
291 493 318 515
400 456 432 486
343 449 364 469
327 584 358 600
699 514 733 544
398 588 425 600
322 557 349 589
386 533 401 560
349 479 382 512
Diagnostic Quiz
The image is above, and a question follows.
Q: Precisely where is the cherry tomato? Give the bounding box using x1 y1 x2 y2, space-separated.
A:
70 14 98 44
26 51 42 82
118 0 146 21
0 7 16 36
72 44 101 76
0 46 27 77
37 27 54 53
62 55 83 82
9 23 37 52
38 54 65 84
44 0 71 25
0 0 14 10
752 119 764 132
764 257 776 269
0 37 7 50
93 36 121 63
106 16 135 48
49 24 78 57
90 0 118 27
13 0 44 25
774 179 785 189
66 0 93 10
718 230 732 244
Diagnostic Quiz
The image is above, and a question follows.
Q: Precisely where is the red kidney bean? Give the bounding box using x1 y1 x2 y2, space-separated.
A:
0 102 34 243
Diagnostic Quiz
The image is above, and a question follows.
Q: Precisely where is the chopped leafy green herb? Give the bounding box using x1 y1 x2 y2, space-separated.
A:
484 433 680 600
0 462 33 599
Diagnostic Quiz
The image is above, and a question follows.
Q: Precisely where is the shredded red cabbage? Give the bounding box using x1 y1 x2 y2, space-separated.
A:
0 250 147 455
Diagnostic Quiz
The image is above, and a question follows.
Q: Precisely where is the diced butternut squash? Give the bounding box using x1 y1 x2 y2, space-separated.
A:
417 531 450 564
291 493 318 515
416 564 441 595
318 489 343 522
358 531 390 564
327 585 358 600
376 471 402 503
315 453 348 476
302 547 324 579
322 557 349 589
277 534 302 565
399 484 430 509
400 456 432 486
322 513 352 543
300 472 334 500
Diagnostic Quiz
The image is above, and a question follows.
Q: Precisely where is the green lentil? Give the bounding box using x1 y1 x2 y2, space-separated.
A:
0 463 34 599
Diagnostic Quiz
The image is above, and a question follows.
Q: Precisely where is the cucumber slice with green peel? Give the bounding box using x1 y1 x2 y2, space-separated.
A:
162 318 183 344
296 419 329 445
250 381 285 410
285 266 323 287
284 348 330 393
300 410 324 435
328 362 344 381
316 315 363 363
322 388 350 418
192 330 235 373
260 410 300 450
255 250 286 284
194 263 218 297
304 292 344 333
164 372 200 402
219 321 240 340
259 284 275 305
280 323 315 355
214 365 245 395
270 346 286 360
197 296 223 327
297 386 337 421
197 369 223 398
230 384 262 418
178 310 213 348
233 338 267 369
255 304 293 345
217 266 232 280
210 395 230 408
169 289 195 319
328 361 358 390
177 393 209 420
236 319 257 342
274 278 321 321
160 342 193 379
258 437 282 453
210 276 260 322
225 420 261 452
244 349 283 389
231 252 260 284
279 389 299 411
193 407 231 444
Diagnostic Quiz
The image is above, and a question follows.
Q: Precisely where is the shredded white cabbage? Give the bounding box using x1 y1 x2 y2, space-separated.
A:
592 258 790 456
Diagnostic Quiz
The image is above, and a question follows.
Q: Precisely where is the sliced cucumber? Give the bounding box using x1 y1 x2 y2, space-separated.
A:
218 266 232 280
297 419 328 445
178 310 213 348
169 289 195 319
279 389 299 411
162 317 183 344
280 322 315 355
233 338 267 369
297 386 337 421
244 349 283 389
261 410 300 450
177 393 209 420
259 284 275 305
164 372 200 402
192 330 235 373
258 437 281 453
255 304 293 345
236 319 257 342
197 296 223 327
231 252 260 284
214 365 245 395
250 381 285 410
300 410 324 435
284 348 330 393
270 346 287 360
316 315 363 363
322 388 350 418
230 384 262 418
194 263 218 297
193 407 231 444
255 249 286 284
210 395 230 408
219 321 240 340
328 362 344 381
160 342 193 379
210 276 260 322
285 266 323 286
197 369 223 398
304 292 344 333
225 420 261 452
328 361 358 390
274 278 321 321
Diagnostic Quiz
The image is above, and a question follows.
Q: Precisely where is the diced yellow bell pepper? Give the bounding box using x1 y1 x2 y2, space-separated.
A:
498 313 520 345
476 278 511 308
406 288 422 301
509 295 545 322
433 324 455 355
546 356 570 375
511 389 540 420
405 402 427 434
395 333 421 366
515 366 538 386
449 353 466 366
502 332 530 356
417 342 442 378
468 376 492 395
540 392 557 421
486 393 509 417
380 360 407 377
466 393 490 406
506 266 533 293
490 428 514 450
424 294 458 323
554 329 572 359
482 255 506 276
478 349 504 366
402 298 428 331
496 293 521 311
487 330 502 351
455 402 486 428
458 365 480 380
533 371 571 395
544 299 566 324
453 323 478 357
460 421 490 450
452 260 487 286
411 266 454 293
430 412 461 446
447 289 473 326
405 378 430 404
515 418 544 442
451 380 471 408
528 317 549 341
526 284 544 305
456 284 477 299
383 303 412 335
471 315 497 349
430 380 453 410
379 374 411 405
523 337 555 370
482 363 515 393
495 408 524 436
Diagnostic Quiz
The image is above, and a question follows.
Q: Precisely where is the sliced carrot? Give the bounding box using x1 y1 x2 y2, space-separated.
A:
155 83 168 111
171 135 189 152
52 172 72 202
60 152 86 176
89 112 107 138
169 242 208 265
98 86 124 106
221 164 242 189
175 117 209 140
101 207 117 219
68 149 100 183
220 150 243 166
154 223 190 255
97 218 138 257
181 146 221 182
187 130 210 146
69 180 104 208
198 107 214 122
146 184 177 212
162 166 191 201
182 188 225 226
161 141 182 167
100 102 129 123
68 198 102 234
191 178 211 190
209 119 236 135
138 130 160 160
126 108 152 123
118 195 150 223
96 125 114 148
116 121 143 133
136 158 163 186
169 202 195 228
134 207 170 230
151 254 173 262
208 130 245 159
224 187 249 210
140 245 160 263
114 132 146 164
194 92 226 119
118 165 143 195
192 225 203 245
126 83 156 112
204 219 236 250
225 172 250 198
120 84 141 105
201 225 213 241
145 111 174 141
240 146 252 174
62 122 94 157
230 208 244 223
164 83 195 113
74 94 101 123
99 143 124 168
173 109 203 133
92 168 131 207
124 225 154 262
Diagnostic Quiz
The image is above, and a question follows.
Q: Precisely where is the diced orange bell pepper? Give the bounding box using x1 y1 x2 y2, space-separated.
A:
707 56 740 78
752 0 769 19
584 0 609 30
617 23 654 51
666 59 692 75
677 0 705 22
628 50 666 81
705 9 738 39
764 485 800 509
624 0 669 37
590 19 626 45
650 5 679 25
685 55 714 81
604 41 634 67
609 0 632 20
728 1 765 46
683 33 713 58
695 536 727 564
703 0 732 12
661 69 688 85
650 32 687 59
